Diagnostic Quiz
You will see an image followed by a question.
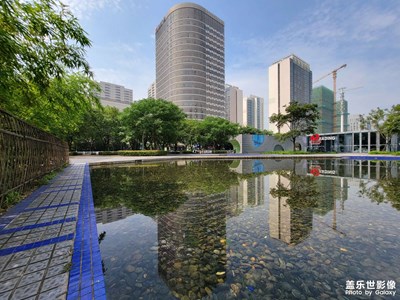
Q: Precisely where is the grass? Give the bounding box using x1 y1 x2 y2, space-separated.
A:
263 150 311 155
369 151 400 156
1 166 65 213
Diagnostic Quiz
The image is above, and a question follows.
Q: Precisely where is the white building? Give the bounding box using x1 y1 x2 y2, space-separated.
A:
243 95 264 130
225 84 243 124
268 54 312 133
348 114 375 132
156 3 225 120
148 82 156 98
97 81 133 110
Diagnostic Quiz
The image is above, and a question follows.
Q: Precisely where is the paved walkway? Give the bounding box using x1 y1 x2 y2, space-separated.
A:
0 164 105 300
70 152 400 166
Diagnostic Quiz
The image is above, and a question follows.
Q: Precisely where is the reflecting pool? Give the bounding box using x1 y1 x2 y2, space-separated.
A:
91 159 400 299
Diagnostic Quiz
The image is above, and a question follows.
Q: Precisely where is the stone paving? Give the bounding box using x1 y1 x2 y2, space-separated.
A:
0 164 105 300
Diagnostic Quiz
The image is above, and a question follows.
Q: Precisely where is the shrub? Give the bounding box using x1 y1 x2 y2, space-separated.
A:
117 150 168 156
369 151 400 156
98 151 119 155
212 150 229 154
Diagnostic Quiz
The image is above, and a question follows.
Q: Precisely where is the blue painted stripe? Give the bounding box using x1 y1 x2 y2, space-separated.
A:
0 185 48 231
0 217 76 235
342 155 400 161
0 233 74 256
24 202 79 212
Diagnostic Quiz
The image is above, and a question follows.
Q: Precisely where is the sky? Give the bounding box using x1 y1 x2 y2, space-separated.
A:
63 0 400 117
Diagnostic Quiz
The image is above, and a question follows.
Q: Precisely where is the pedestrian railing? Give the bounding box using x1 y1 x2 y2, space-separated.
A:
0 108 69 207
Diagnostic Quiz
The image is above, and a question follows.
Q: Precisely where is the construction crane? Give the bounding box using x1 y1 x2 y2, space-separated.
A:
338 86 363 101
313 64 347 133
313 64 347 102
337 86 363 132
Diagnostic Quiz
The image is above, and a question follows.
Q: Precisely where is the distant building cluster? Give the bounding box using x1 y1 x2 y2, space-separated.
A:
98 2 361 133
96 81 133 111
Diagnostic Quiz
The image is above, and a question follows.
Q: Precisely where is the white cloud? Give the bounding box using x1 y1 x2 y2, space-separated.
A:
89 41 154 99
61 0 122 19
227 0 400 115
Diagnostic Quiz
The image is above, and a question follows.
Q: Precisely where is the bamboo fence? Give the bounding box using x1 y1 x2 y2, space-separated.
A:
0 109 69 207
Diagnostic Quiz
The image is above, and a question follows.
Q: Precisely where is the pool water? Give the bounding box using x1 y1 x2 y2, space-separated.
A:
91 159 400 299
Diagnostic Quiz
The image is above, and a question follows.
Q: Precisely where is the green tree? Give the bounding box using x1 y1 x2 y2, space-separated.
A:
238 125 272 135
197 117 241 149
0 0 91 104
383 105 400 150
179 119 201 151
71 105 124 151
122 98 186 150
362 106 399 151
270 102 319 151
6 73 100 140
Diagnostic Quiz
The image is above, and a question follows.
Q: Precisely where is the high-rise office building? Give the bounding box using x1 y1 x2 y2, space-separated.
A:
156 3 225 120
312 85 334 133
96 81 133 110
148 81 156 98
268 54 312 133
243 95 264 130
225 84 243 124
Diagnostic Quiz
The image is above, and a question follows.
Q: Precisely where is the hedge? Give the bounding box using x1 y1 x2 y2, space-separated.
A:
117 150 168 156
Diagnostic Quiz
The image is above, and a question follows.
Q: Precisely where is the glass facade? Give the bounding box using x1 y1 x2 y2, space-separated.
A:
311 85 334 133
156 3 225 120
268 54 312 133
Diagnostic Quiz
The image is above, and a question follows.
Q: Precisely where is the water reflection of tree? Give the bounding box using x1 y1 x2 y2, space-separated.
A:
359 177 400 211
270 170 319 209
269 171 320 245
91 161 244 216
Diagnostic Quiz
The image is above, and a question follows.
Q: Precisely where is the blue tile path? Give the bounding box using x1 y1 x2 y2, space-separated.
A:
0 164 105 300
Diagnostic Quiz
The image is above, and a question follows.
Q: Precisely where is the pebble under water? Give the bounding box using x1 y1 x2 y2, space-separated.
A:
91 159 400 299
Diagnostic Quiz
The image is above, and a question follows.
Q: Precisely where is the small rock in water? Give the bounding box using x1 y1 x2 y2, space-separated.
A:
125 265 135 273
205 287 212 296
291 289 302 299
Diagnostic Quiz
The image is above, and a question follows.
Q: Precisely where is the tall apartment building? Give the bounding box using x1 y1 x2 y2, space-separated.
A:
148 81 156 98
312 85 334 133
225 84 243 124
243 95 264 130
268 54 312 133
156 3 225 120
97 81 133 110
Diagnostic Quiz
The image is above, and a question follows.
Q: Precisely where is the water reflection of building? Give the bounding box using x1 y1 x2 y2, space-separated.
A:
157 192 228 299
95 207 135 224
228 176 265 216
268 174 313 245
307 159 399 181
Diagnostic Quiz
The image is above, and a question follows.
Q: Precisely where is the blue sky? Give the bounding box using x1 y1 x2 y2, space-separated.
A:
63 0 400 116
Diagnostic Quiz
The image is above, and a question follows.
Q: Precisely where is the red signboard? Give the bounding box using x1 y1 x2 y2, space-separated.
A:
310 134 321 145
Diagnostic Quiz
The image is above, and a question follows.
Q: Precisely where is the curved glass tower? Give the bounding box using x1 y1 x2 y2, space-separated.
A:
156 3 225 120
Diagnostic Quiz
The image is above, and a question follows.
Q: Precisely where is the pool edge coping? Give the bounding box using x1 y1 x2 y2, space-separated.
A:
67 163 106 300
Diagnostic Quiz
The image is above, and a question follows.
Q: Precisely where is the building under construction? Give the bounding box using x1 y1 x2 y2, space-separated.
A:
312 85 349 133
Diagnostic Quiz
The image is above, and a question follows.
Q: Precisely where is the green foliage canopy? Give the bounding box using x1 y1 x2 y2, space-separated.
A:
122 98 186 150
0 0 91 103
360 105 400 151
270 102 319 151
